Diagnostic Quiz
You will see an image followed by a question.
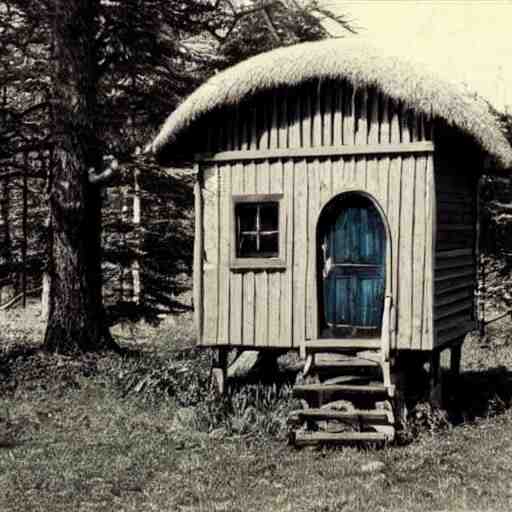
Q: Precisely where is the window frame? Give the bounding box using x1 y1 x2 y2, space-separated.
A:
231 193 286 270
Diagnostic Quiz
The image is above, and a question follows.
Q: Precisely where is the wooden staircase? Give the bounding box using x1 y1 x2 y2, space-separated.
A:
288 296 396 446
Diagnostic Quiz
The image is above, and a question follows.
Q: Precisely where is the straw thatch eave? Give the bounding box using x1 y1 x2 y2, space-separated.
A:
150 39 512 167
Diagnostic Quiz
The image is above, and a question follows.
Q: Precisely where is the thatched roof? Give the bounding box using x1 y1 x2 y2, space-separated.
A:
150 38 512 167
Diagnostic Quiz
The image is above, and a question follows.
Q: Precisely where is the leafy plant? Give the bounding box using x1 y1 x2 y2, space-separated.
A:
194 382 295 438
405 402 451 438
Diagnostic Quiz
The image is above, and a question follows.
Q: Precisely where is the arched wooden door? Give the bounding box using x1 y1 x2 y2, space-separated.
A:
319 195 386 338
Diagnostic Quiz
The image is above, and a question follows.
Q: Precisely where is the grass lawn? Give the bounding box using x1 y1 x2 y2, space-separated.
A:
2 302 512 511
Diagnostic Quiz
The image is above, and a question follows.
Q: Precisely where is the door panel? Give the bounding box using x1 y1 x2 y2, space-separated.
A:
357 274 385 326
320 196 386 338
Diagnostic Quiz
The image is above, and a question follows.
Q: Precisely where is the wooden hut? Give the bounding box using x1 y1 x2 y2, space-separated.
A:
150 39 512 444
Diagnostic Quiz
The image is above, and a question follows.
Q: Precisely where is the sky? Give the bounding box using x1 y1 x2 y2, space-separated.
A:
327 1 512 110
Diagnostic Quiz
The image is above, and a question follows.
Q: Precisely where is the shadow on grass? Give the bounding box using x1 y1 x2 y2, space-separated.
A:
444 366 512 424
225 351 301 393
0 345 41 384
105 298 193 328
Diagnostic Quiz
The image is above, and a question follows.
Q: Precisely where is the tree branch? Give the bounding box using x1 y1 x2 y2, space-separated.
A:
261 7 282 43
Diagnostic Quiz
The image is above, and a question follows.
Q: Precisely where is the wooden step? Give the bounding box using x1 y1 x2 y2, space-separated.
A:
304 355 380 379
288 408 393 425
315 354 380 366
293 383 391 405
314 357 381 373
306 338 381 352
322 375 372 385
291 430 392 446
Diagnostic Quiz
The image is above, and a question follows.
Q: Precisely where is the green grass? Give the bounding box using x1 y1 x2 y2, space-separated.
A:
2 303 512 511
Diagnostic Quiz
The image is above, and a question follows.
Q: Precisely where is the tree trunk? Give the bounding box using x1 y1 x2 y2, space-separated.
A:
131 169 142 304
41 271 50 322
44 0 109 353
0 176 13 303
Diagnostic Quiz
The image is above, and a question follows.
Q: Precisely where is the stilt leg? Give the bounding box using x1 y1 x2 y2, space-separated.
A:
212 348 229 395
441 340 463 406
391 367 407 428
450 342 462 379
429 349 442 407
299 340 306 361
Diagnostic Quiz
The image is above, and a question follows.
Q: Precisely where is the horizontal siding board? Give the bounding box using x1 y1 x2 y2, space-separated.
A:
434 299 473 320
435 268 474 282
436 248 473 259
435 256 474 270
195 142 435 163
435 288 473 306
435 278 475 295
436 313 473 332
436 321 475 346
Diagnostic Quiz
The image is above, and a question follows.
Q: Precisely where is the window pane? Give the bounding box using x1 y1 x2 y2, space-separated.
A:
237 204 258 232
259 232 278 257
238 233 258 257
259 203 279 231
235 199 280 259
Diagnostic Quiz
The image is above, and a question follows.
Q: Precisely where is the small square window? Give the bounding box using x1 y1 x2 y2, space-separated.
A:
231 193 285 270
236 201 279 258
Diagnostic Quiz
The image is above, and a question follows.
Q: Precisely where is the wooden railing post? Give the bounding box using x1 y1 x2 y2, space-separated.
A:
381 295 393 391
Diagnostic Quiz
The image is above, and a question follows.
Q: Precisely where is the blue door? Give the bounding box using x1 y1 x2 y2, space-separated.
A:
320 196 385 338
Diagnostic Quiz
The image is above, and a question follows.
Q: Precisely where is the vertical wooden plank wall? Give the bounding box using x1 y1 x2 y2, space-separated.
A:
201 164 219 345
198 80 435 350
193 168 203 343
